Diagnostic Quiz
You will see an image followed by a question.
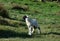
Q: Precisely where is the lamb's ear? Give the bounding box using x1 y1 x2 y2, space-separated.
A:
23 16 26 21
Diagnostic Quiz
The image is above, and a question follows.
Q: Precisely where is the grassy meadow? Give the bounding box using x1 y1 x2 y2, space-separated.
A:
0 0 60 41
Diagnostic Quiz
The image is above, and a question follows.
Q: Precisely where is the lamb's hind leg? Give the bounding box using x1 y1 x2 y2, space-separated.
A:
37 27 41 34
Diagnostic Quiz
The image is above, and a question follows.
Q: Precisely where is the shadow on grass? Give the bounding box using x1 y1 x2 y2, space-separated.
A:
0 30 34 38
0 19 26 28
0 30 60 38
41 32 60 35
0 19 18 27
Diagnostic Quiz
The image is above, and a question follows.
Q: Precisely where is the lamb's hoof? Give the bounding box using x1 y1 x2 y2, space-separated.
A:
28 34 32 36
28 33 32 37
28 35 33 38
28 33 32 35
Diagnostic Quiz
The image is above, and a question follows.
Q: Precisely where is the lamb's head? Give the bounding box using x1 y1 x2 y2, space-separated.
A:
23 15 29 21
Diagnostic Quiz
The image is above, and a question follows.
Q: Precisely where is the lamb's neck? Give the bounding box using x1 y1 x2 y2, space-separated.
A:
25 18 29 22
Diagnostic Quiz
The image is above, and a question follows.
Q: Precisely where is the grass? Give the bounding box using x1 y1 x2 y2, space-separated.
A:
0 0 60 41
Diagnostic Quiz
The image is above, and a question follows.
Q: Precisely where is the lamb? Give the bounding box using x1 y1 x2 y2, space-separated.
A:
23 15 41 36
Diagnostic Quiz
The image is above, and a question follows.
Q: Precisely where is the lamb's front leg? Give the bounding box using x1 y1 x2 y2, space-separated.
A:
31 27 34 34
28 26 32 36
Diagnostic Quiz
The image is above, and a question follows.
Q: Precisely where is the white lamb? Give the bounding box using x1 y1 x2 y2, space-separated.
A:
23 15 41 36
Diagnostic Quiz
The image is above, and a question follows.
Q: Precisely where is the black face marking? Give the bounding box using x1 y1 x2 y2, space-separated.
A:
23 15 27 21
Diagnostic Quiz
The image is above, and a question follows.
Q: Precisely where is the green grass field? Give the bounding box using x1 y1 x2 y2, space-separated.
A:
0 0 60 41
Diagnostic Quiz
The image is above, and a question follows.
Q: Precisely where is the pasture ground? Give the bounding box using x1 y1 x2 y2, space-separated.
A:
0 0 60 41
